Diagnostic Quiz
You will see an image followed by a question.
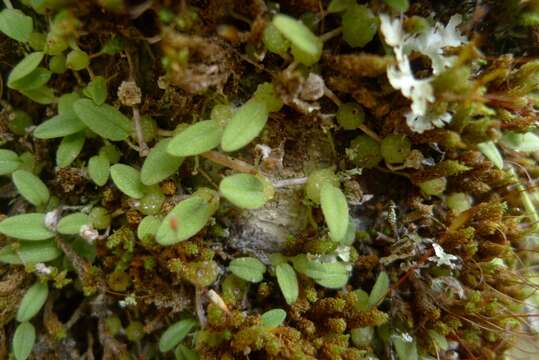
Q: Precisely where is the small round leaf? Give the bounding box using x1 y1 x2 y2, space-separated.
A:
0 240 61 264
57 212 89 235
110 164 146 199
88 154 110 186
82 76 108 105
56 132 85 168
34 113 86 139
12 169 50 206
13 322 36 360
0 149 20 175
219 173 270 209
276 263 298 305
320 183 349 242
167 120 223 157
159 318 197 352
0 9 33 42
8 52 44 86
156 196 210 245
0 213 54 241
142 139 184 185
272 14 322 65
16 282 49 322
229 257 266 283
221 99 269 152
368 271 390 308
73 99 132 141
137 215 161 241
260 308 287 328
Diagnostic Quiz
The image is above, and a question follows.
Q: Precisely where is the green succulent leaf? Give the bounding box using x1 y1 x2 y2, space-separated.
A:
352 289 369 312
221 98 269 152
392 334 418 360
167 120 223 157
110 164 146 199
477 141 503 169
327 0 355 13
57 212 89 235
8 67 51 91
320 183 349 242
12 169 50 206
156 196 210 245
253 82 283 113
159 318 198 353
13 322 36 360
0 8 33 42
56 132 85 168
260 308 287 328
0 240 61 264
0 213 54 241
33 113 87 139
8 52 44 86
272 14 323 65
88 154 110 186
174 344 199 360
292 254 350 289
16 282 49 322
58 92 81 115
275 263 299 305
137 215 161 241
229 257 266 283
101 36 125 55
428 330 448 351
83 75 108 105
342 4 378 48
0 149 20 175
219 173 271 209
368 271 390 308
19 86 55 104
500 131 539 152
73 99 132 141
383 0 409 12
142 139 184 185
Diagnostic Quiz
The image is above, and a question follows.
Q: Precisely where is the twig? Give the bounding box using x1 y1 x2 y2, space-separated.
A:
195 288 207 328
200 151 257 174
272 177 308 188
320 27 342 42
132 107 149 156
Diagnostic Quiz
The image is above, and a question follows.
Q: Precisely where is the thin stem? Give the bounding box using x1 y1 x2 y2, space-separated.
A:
157 129 175 137
132 107 149 156
195 288 207 328
272 177 308 188
320 27 342 42
200 151 257 174
358 123 382 142
3 0 13 9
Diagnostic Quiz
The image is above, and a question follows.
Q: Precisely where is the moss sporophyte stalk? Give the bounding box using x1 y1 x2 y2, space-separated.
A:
0 0 538 359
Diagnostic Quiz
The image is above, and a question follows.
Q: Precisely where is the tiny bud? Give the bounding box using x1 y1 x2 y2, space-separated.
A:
117 81 142 106
79 224 99 243
44 209 61 231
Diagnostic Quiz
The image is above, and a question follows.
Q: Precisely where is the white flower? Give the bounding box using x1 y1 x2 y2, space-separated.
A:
379 14 404 47
379 14 467 133
429 243 460 269
401 332 414 343
119 293 137 308
35 263 53 275
405 112 452 133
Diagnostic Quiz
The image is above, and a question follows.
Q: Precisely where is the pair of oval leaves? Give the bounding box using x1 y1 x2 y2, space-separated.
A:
167 98 269 156
34 96 132 141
